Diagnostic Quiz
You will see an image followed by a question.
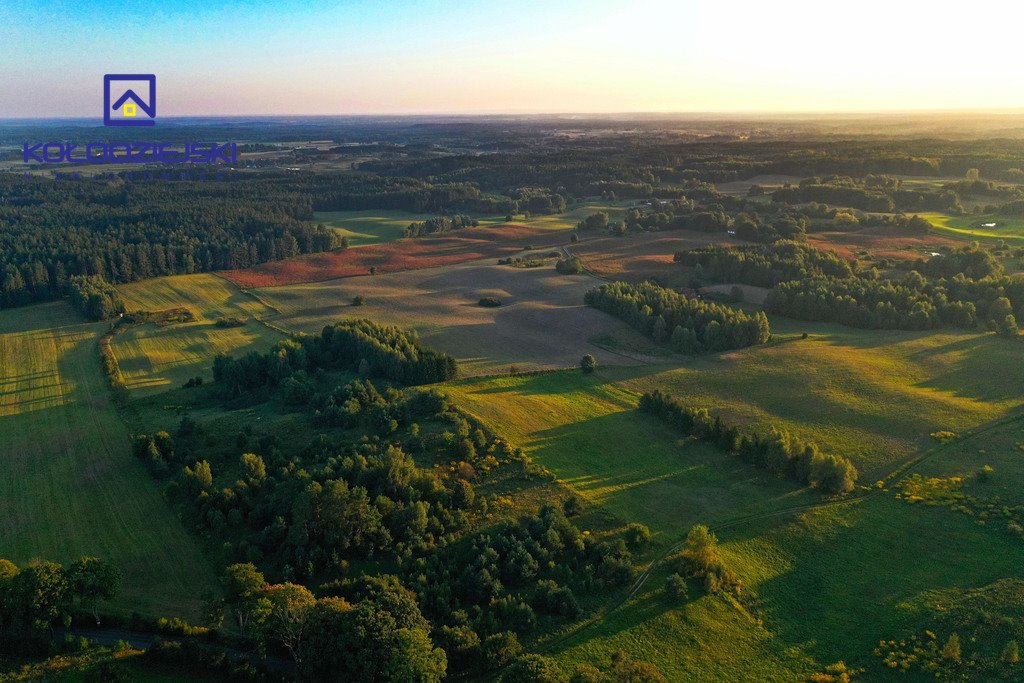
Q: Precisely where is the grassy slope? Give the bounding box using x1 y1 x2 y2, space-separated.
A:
446 317 1024 679
622 320 1024 479
114 274 284 394
0 302 216 618
448 371 812 542
313 210 422 247
922 212 1024 242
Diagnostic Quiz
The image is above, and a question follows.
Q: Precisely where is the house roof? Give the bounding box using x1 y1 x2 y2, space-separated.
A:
111 90 154 116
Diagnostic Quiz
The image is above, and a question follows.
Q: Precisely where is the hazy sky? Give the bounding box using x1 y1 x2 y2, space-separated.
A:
2 0 1024 117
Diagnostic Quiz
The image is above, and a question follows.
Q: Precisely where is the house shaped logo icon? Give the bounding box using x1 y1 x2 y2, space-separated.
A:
104 74 156 126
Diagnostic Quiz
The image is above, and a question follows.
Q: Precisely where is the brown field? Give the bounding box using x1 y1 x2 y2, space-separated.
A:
222 224 568 288
257 256 662 375
716 174 803 196
570 231 742 285
806 226 960 261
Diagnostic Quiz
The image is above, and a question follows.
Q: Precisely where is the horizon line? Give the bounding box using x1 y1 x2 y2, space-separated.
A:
4 107 1024 123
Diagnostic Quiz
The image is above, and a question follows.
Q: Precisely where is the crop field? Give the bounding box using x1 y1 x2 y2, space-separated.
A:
223 201 630 289
257 256 656 375
805 225 960 261
0 302 216 618
114 274 285 394
922 212 1024 242
221 223 569 288
716 174 804 196
569 231 741 285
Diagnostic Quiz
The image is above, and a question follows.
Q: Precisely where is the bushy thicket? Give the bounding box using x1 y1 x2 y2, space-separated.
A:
136 346 637 678
639 390 858 494
414 505 637 675
134 382 508 575
68 275 125 321
585 281 770 353
212 319 457 396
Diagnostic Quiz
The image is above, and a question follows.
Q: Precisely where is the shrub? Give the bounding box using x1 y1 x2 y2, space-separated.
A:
352 295 365 306
479 296 502 308
623 523 651 550
580 354 597 374
665 573 688 602
555 256 584 274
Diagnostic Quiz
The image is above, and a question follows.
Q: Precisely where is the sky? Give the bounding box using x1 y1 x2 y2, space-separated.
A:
2 0 1024 117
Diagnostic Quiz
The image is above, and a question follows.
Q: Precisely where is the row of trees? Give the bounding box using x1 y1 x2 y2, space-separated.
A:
764 274 1022 333
638 390 858 494
0 556 120 655
212 319 458 396
585 281 770 354
679 242 1022 334
404 214 478 237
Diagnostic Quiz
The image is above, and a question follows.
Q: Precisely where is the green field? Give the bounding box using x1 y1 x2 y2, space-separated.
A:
0 302 216 618
313 210 427 246
312 201 630 247
114 274 284 394
444 314 1024 678
923 212 1024 242
448 371 812 542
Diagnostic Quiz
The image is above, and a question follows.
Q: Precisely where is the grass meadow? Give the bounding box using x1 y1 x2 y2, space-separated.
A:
443 314 1024 678
114 274 285 394
0 302 216 618
922 212 1024 242
313 209 423 247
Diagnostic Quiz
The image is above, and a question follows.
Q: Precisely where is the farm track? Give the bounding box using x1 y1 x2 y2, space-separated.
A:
527 408 1024 659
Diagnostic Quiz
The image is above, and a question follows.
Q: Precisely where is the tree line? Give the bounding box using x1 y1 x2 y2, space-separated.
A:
404 214 478 238
0 556 120 656
639 390 858 494
771 175 963 214
585 281 770 354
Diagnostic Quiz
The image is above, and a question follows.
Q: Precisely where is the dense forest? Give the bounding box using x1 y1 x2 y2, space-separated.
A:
676 241 1023 333
0 175 343 309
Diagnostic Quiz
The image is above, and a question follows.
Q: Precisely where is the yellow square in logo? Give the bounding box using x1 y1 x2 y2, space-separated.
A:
123 103 137 117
